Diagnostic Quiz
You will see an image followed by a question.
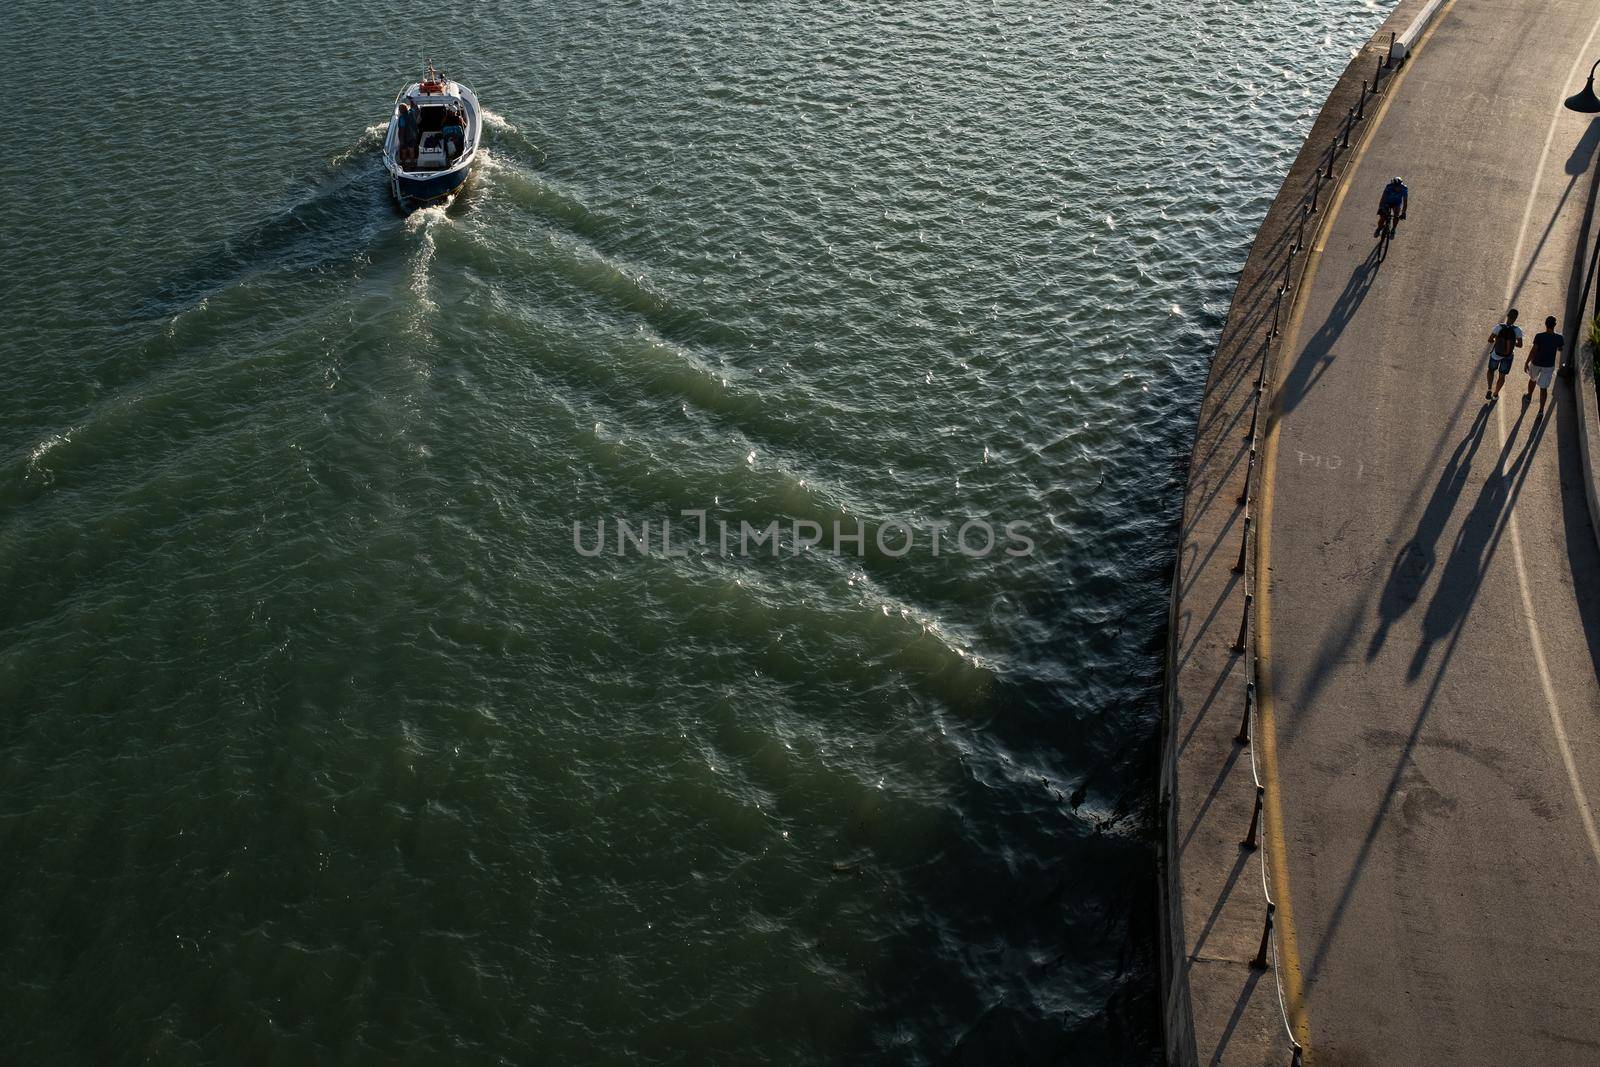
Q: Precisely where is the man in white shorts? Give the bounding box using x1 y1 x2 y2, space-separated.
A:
1524 315 1563 416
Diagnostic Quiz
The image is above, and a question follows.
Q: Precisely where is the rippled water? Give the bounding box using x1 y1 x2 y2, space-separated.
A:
4 1 1388 1062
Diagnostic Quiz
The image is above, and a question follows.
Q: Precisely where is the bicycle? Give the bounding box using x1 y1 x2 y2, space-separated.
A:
1375 206 1403 255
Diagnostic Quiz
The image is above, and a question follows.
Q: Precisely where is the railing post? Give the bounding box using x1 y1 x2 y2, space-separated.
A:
1310 169 1323 214
1357 80 1367 120
1233 516 1252 576
1241 782 1264 844
1232 591 1254 654
1342 107 1355 149
1251 901 1276 969
1236 681 1257 746
1249 361 1268 440
1388 31 1396 62
1269 289 1281 339
1291 1044 1304 1067
1237 447 1257 506
1375 54 1384 90
1294 205 1307 253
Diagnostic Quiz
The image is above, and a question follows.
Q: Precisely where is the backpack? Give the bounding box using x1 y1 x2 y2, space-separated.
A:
1494 324 1518 357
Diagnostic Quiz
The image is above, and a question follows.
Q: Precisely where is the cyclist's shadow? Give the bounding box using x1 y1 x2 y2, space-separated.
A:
1279 242 1383 417
1377 224 1396 264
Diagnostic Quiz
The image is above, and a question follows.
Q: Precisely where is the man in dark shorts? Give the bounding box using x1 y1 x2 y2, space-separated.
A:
1486 308 1522 401
1524 315 1564 416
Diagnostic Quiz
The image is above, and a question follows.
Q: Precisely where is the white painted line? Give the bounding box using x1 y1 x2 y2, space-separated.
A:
1498 9 1600 874
1505 516 1600 866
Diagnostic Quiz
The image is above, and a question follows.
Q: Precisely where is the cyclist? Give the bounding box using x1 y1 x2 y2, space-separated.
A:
1376 176 1408 238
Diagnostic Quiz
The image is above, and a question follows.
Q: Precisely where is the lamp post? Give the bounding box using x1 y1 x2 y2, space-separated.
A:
1566 60 1600 367
1564 58 1600 113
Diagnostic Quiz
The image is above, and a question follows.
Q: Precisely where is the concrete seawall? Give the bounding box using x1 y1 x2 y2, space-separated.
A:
1158 2 1430 1063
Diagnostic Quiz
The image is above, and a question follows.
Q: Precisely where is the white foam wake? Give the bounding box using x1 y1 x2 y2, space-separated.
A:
329 121 390 166
478 107 517 132
400 204 448 320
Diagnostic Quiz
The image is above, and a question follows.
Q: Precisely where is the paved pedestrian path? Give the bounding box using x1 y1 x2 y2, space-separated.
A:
1263 0 1600 1060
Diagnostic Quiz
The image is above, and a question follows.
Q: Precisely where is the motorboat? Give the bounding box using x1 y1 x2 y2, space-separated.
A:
382 63 482 209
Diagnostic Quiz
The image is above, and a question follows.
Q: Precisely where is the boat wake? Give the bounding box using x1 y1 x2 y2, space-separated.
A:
329 122 389 168
478 110 548 169
477 106 516 131
474 151 606 238
138 137 392 321
403 203 449 317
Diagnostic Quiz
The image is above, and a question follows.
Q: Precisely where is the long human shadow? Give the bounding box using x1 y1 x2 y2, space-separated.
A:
1302 409 1550 993
1407 402 1538 679
1278 244 1383 419
1365 404 1494 661
1279 372 1478 738
1279 115 1594 730
1281 113 1600 1002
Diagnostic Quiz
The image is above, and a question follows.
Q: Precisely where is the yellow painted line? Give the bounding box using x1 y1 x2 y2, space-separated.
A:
1494 7 1600 872
1254 3 1457 1056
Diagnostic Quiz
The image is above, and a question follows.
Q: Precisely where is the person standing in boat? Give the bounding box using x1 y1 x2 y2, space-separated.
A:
396 101 418 167
442 106 465 162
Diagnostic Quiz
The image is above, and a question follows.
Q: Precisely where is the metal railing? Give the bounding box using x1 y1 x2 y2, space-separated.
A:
1220 40 1402 1067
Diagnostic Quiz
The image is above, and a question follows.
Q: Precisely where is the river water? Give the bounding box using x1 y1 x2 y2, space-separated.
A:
4 1 1388 1062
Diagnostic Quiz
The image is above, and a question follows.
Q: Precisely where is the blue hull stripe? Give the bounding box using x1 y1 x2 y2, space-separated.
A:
394 168 469 203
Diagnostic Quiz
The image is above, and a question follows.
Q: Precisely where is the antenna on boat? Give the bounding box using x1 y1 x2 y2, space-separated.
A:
420 58 448 94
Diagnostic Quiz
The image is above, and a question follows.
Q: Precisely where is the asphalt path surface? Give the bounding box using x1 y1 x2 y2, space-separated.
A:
1265 1 1600 1062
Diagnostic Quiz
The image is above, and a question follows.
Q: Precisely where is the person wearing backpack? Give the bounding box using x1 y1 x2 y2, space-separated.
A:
1486 308 1523 401
1524 315 1564 416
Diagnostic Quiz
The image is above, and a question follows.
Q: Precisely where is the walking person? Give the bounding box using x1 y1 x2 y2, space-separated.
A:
1524 315 1564 416
1486 308 1522 401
